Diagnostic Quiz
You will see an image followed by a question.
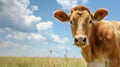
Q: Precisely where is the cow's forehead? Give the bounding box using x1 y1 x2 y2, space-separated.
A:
69 5 94 20
71 5 90 13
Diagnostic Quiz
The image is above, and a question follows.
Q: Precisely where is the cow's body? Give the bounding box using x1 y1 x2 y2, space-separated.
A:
53 5 120 67
88 20 120 67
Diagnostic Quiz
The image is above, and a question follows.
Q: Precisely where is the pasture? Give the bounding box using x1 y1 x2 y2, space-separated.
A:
0 57 86 67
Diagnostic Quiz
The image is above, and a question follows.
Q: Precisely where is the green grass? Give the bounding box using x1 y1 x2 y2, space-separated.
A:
0 57 87 67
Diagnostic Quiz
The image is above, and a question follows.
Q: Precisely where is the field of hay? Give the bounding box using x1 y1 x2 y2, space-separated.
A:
0 57 87 67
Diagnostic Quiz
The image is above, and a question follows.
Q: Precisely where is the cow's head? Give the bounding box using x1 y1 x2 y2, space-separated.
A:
53 5 108 47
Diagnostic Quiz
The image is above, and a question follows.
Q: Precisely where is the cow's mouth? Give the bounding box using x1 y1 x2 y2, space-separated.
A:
73 42 86 48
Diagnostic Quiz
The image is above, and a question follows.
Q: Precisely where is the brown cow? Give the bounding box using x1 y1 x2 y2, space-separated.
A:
54 6 90 63
53 5 120 67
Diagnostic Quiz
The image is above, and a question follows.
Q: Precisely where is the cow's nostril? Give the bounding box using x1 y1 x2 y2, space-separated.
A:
74 38 78 42
83 37 87 43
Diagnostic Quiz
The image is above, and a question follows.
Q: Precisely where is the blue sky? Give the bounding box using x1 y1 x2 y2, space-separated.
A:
0 0 120 58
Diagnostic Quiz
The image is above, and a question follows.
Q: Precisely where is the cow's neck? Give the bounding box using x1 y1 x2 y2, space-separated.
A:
88 22 102 59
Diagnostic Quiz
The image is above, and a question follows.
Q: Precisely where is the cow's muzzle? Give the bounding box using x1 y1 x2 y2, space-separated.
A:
74 35 88 47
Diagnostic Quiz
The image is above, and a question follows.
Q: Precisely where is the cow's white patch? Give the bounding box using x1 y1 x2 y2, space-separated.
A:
88 62 106 67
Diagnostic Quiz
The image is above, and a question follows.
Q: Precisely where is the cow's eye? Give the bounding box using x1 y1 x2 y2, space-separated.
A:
70 21 72 24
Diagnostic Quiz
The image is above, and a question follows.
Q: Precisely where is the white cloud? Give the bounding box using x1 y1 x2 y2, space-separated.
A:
30 30 70 43
0 41 14 48
56 0 78 10
57 45 71 50
0 38 72 57
36 21 53 31
0 0 70 44
0 0 71 56
81 0 88 4
30 5 38 12
5 31 47 41
36 21 70 44
0 0 41 32
56 0 89 10
13 32 27 40
50 33 70 44
27 33 47 41
6 34 12 39
0 41 27 49
0 40 32 56
2 27 69 44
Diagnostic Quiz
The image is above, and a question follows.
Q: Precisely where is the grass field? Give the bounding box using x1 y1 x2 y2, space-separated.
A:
0 56 87 67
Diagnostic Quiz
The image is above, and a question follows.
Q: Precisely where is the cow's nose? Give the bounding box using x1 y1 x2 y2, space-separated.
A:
74 36 87 43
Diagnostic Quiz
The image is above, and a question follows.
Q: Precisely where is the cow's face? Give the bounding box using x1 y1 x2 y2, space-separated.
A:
54 5 108 47
69 6 92 47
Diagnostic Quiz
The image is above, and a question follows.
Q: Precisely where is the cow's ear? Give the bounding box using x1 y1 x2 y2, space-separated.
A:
94 8 108 21
53 10 69 22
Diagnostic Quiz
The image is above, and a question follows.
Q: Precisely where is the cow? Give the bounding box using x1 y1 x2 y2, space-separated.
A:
53 6 91 63
53 5 120 67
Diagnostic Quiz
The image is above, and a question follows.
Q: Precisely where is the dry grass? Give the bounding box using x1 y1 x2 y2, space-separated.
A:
0 56 87 67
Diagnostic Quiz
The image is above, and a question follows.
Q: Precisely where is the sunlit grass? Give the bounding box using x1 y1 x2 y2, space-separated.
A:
0 56 87 67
